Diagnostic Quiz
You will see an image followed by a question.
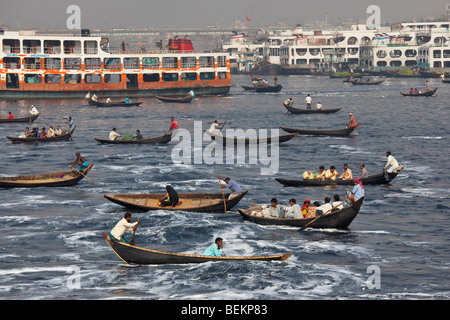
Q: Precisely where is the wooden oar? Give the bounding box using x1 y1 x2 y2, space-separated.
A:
217 174 227 213
62 116 73 141
67 164 95 185
299 201 346 232
131 221 139 246
218 121 227 132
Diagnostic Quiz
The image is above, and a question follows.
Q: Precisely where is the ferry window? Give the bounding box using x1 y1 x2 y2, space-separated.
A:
199 56 214 67
162 73 179 81
390 61 402 67
433 50 441 58
444 50 450 58
45 74 61 84
200 72 215 80
405 49 417 57
104 74 122 83
63 40 81 54
434 61 442 68
6 74 19 88
84 40 98 54
23 40 41 54
124 57 140 69
64 74 81 83
24 58 41 69
2 39 20 53
64 58 82 70
181 57 196 68
389 50 402 58
44 40 61 54
217 56 227 67
444 61 450 68
143 73 160 82
3 57 20 69
142 57 159 69
162 57 178 68
85 74 102 83
347 37 358 45
376 50 387 58
24 74 42 84
44 58 61 70
85 58 101 70
218 72 227 79
296 59 307 65
405 60 417 67
181 72 197 81
104 58 121 70
377 61 387 67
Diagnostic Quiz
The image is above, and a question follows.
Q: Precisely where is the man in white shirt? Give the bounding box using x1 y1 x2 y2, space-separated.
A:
316 197 333 215
283 199 303 219
315 102 323 110
305 94 312 110
384 151 400 173
29 105 39 115
109 128 122 141
267 198 285 218
208 120 225 135
109 213 140 244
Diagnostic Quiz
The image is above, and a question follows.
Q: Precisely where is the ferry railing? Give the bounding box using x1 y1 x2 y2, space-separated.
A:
84 64 102 70
23 63 42 69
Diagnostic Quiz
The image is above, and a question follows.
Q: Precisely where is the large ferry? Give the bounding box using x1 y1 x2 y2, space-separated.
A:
0 30 232 99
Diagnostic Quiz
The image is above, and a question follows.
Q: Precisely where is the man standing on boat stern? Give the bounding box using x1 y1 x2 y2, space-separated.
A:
109 213 140 244
384 151 400 173
305 94 312 110
218 176 243 199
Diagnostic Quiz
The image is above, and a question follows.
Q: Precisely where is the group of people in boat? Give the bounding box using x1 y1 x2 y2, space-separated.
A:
19 116 73 138
107 117 178 141
250 74 275 88
85 91 133 104
282 95 329 111
302 163 361 181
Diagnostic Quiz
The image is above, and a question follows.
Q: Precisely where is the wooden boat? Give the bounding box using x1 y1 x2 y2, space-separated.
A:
242 84 282 92
6 126 75 143
104 190 248 213
88 98 143 107
238 197 364 229
275 170 401 187
283 103 342 114
102 233 291 265
205 130 298 145
350 79 384 85
442 79 450 83
156 95 193 103
95 132 171 144
0 164 93 188
280 124 358 137
400 88 437 97
0 113 40 123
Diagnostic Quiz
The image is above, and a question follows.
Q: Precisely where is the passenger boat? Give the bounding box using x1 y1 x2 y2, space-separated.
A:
95 132 171 144
283 103 342 114
0 113 40 123
104 190 248 213
0 164 93 188
87 98 143 107
275 170 401 187
0 30 231 99
102 233 291 265
280 124 358 137
156 95 193 103
237 197 364 229
205 130 298 145
242 84 282 92
350 79 384 85
6 126 75 142
400 88 438 96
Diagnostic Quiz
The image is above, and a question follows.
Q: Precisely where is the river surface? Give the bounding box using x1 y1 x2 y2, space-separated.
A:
0 74 449 301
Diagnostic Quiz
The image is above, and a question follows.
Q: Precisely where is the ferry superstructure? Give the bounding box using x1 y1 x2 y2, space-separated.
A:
0 30 232 99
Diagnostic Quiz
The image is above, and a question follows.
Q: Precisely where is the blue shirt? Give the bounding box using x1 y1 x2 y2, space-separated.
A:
203 244 223 256
352 184 365 201
226 180 243 193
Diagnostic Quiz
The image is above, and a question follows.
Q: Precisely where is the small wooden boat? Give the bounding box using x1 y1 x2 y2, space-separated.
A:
280 124 358 137
350 79 384 85
242 84 282 92
283 103 342 114
238 197 364 229
0 164 93 188
400 88 437 97
88 99 143 107
95 132 172 144
0 113 40 123
275 170 401 187
104 190 248 213
6 126 75 143
156 95 193 103
442 79 450 83
205 130 298 145
102 233 291 265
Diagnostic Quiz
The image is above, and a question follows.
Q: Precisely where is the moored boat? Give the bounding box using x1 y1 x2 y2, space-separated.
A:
280 124 359 137
205 130 298 145
400 88 437 96
0 113 40 123
283 103 342 114
104 190 248 213
238 197 364 229
6 126 75 142
156 95 193 103
102 233 291 265
0 164 93 188
95 132 171 144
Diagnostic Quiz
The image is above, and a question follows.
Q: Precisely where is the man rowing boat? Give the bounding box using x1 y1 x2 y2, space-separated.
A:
109 213 140 244
68 152 89 171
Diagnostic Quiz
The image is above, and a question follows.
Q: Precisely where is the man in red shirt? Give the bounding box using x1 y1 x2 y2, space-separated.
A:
168 117 178 132
346 113 358 128
7 112 14 119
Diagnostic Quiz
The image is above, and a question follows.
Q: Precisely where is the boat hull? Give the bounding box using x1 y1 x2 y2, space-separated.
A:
284 104 342 114
95 133 171 144
205 131 298 145
6 126 75 142
400 88 437 96
280 124 358 136
0 113 40 123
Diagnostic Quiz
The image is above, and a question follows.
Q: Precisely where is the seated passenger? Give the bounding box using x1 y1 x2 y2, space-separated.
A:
332 194 344 210
267 198 285 218
40 127 47 138
316 197 332 215
339 164 353 180
301 199 310 217
305 201 321 219
55 125 62 136
158 185 179 207
325 166 339 180
47 126 55 137
283 199 303 219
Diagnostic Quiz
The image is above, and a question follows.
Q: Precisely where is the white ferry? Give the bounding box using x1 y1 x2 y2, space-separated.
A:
0 30 232 99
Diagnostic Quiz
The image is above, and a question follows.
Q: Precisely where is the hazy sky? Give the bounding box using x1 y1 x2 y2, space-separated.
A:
1 0 448 30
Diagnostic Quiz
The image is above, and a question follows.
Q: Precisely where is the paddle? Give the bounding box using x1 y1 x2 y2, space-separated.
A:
131 220 139 246
217 174 227 213
218 121 227 132
67 164 95 185
61 116 73 141
299 201 346 232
